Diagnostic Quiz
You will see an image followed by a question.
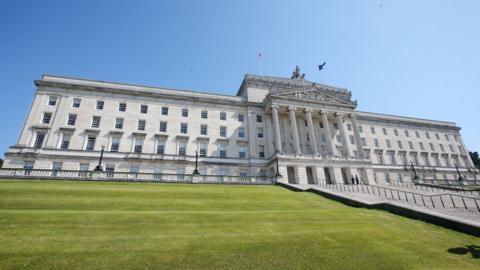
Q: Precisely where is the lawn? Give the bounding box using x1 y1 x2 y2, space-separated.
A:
0 180 478 270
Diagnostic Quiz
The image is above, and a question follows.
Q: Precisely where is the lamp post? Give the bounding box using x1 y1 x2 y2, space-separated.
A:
94 145 105 172
455 164 463 182
275 157 282 177
193 150 199 175
411 162 418 180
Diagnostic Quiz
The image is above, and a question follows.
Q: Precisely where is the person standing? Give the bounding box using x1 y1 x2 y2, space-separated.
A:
355 175 360 185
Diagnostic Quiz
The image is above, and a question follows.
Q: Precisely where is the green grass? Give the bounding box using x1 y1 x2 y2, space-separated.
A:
0 180 478 270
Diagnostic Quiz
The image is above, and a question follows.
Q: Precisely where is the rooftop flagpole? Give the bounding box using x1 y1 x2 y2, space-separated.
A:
258 52 263 75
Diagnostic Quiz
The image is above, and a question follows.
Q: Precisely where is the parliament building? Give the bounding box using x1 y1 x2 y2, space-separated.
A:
3 68 478 184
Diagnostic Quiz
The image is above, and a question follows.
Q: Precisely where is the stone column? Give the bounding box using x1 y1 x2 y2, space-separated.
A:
271 104 283 154
288 106 302 156
321 111 335 157
335 113 353 159
305 108 318 155
350 114 364 159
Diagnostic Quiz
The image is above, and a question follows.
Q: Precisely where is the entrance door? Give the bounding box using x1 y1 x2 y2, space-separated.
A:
324 168 332 184
287 167 296 184
341 168 348 184
306 167 314 184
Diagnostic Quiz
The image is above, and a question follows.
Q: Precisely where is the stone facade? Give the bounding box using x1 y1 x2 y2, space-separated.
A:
4 71 478 184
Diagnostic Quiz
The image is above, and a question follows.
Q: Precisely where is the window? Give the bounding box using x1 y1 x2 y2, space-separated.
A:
321 134 326 143
429 143 435 151
239 145 246 159
397 141 403 149
91 116 101 128
60 134 71 149
86 136 96 151
458 145 465 154
159 121 167 132
182 108 188 117
72 98 81 108
376 152 384 165
439 144 445 152
23 161 35 175
394 129 399 136
48 96 57 106
178 141 187 156
239 171 248 177
106 164 115 177
426 132 431 139
336 135 341 143
361 138 366 147
408 141 414 150
359 126 363 133
219 144 227 158
238 113 244 122
435 133 440 140
319 122 324 128
238 127 245 138
405 130 410 137
385 139 391 148
96 100 104 110
382 128 387 135
180 123 188 134
419 142 425 150
119 102 127 112
134 138 143 154
110 137 120 152
454 135 459 142
220 112 226 120
200 124 208 135
349 135 355 145
220 126 227 137
130 166 139 175
415 131 420 138
256 115 263 122
42 112 52 124
138 120 146 131
258 145 265 158
304 120 308 127
347 124 352 131
449 144 454 152
140 105 148 114
257 127 264 138
79 163 89 176
373 138 379 147
33 133 45 149
52 162 63 176
445 134 449 141
156 139 165 155
67 114 77 126
370 127 376 134
199 143 207 157
161 107 169 115
201 110 208 119
333 123 338 129
115 118 124 129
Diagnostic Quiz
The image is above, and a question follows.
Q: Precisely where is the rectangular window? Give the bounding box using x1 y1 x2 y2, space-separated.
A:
106 164 115 177
134 138 143 154
454 135 459 142
156 140 165 155
397 141 403 149
439 144 445 152
79 163 89 174
96 100 104 110
199 143 207 157
429 143 435 151
161 107 169 115
115 118 124 129
220 112 226 120
219 144 227 158
52 162 63 176
405 130 410 137
138 120 146 131
426 132 431 139
347 124 352 131
119 102 127 112
370 127 375 134
394 129 399 136
91 116 101 128
178 141 187 156
408 141 414 150
373 138 379 147
385 139 391 148
419 142 425 150
201 110 208 119
220 126 227 137
258 145 265 158
256 115 263 122
238 127 245 138
86 136 96 151
67 114 77 126
130 166 139 174
239 145 246 159
110 137 120 152
200 124 208 135
435 133 440 140
321 133 326 143
48 96 57 106
180 123 188 134
238 113 244 122
319 122 324 128
42 112 52 124
382 128 387 135
140 105 148 114
444 134 449 141
182 108 188 117
333 123 338 129
458 145 464 154
361 138 366 146
23 161 35 175
72 98 81 108
350 135 355 145
60 134 70 149
304 120 308 127
415 131 420 138
336 135 341 143
159 121 167 132
33 133 45 149
449 144 454 152
257 127 264 138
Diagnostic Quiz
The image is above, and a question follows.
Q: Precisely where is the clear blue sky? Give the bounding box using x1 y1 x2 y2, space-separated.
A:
0 0 479 158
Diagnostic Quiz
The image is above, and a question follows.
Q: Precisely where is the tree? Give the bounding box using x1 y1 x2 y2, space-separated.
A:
0 159 3 168
469 152 480 169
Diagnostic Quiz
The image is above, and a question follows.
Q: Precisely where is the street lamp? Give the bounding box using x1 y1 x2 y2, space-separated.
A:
275 157 282 177
94 145 105 172
193 150 199 175
411 162 419 180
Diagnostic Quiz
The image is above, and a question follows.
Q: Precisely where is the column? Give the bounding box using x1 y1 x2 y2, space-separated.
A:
321 111 335 157
271 104 283 154
305 108 319 155
350 114 364 159
335 113 353 159
288 106 301 156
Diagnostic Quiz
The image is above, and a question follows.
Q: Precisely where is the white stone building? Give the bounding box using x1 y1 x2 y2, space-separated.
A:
3 68 478 184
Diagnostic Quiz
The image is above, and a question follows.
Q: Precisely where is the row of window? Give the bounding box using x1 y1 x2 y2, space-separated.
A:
47 96 261 122
372 150 470 168
357 125 458 142
359 137 464 154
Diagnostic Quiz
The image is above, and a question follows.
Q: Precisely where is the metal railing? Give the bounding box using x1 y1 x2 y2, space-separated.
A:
385 180 480 197
0 168 276 185
318 182 480 213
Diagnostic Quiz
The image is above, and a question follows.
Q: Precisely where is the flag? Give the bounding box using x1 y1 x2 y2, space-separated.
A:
318 62 326 70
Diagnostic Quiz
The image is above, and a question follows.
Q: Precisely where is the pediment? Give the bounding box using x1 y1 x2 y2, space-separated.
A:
272 88 357 107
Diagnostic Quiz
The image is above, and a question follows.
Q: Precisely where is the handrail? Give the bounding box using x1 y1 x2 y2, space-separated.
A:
386 180 480 196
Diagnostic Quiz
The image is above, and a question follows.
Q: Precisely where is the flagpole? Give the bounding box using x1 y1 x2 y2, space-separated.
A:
258 53 263 75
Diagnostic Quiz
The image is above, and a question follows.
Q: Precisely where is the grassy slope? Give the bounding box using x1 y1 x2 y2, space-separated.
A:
0 180 478 270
